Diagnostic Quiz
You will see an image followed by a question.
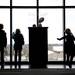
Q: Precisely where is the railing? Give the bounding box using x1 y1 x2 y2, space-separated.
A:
3 44 63 62
48 44 63 61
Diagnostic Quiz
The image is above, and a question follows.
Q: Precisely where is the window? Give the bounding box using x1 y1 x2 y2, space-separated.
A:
13 0 36 6
39 9 63 61
0 0 75 69
66 9 75 62
39 0 63 6
12 9 36 61
0 0 10 6
66 9 75 35
66 0 75 6
0 9 10 62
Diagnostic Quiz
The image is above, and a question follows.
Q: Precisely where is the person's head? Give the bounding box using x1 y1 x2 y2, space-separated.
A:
16 29 21 34
0 24 3 30
33 24 36 27
65 28 71 34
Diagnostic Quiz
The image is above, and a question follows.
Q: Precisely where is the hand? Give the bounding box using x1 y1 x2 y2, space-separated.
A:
57 38 60 40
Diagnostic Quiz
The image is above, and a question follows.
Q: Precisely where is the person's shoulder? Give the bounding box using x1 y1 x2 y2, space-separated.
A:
20 33 23 36
1 30 6 34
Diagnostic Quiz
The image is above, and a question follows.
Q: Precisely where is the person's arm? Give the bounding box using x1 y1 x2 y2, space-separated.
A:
21 34 24 45
12 32 15 39
4 32 7 47
57 36 66 41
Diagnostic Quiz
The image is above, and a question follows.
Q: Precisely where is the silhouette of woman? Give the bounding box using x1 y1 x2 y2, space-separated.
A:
12 29 24 69
57 28 75 68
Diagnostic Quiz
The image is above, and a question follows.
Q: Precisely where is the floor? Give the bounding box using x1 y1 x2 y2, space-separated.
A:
0 68 75 75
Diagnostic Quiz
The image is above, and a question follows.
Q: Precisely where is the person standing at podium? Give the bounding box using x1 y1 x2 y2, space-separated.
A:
12 29 24 69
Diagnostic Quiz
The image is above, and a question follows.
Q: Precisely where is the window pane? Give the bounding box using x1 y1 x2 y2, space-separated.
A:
66 0 75 6
13 0 36 6
39 0 63 6
12 9 36 62
39 9 63 61
66 9 75 35
0 0 10 6
0 9 10 62
66 9 75 62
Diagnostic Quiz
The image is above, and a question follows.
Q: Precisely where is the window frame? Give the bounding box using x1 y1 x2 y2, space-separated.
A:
0 0 75 69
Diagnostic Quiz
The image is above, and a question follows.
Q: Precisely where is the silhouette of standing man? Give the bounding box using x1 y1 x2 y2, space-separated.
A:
0 24 7 69
12 29 24 69
57 28 75 68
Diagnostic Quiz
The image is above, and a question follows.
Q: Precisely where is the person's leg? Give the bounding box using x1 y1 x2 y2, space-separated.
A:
64 53 66 68
66 53 70 67
18 50 21 69
1 49 4 69
69 55 74 69
15 50 17 69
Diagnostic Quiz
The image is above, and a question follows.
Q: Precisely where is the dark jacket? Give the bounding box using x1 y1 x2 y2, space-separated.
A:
59 33 75 55
13 33 24 50
0 30 7 49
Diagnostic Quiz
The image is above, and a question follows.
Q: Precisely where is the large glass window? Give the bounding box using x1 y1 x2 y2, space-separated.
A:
39 0 63 6
66 0 75 6
12 0 36 6
0 9 10 61
0 0 75 69
66 9 75 35
39 9 63 61
0 9 10 62
12 9 36 62
0 0 10 6
66 9 75 62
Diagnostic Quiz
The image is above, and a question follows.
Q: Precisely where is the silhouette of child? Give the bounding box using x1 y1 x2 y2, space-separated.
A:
57 28 75 68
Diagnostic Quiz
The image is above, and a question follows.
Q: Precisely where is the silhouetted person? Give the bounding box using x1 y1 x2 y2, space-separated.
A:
57 28 75 69
33 24 36 27
12 29 24 69
0 24 7 69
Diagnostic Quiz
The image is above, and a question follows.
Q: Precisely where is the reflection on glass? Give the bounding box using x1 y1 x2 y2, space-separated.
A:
39 9 63 61
12 9 36 61
13 0 36 6
0 9 10 62
0 0 10 6
39 0 62 6
66 0 75 6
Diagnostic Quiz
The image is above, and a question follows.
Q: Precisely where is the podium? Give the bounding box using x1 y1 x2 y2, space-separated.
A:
29 27 48 68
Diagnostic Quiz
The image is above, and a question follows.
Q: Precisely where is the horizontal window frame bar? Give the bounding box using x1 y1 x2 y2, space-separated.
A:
1 61 75 65
48 61 75 65
0 6 75 8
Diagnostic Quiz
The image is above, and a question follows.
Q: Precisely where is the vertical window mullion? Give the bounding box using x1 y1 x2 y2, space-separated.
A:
37 0 39 26
10 0 12 69
63 0 66 68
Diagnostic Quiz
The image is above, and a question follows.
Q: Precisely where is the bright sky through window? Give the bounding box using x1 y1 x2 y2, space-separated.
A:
39 0 62 6
13 0 36 6
0 9 10 44
13 9 36 44
66 9 75 36
0 0 10 6
0 0 75 45
39 9 63 44
66 0 75 6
